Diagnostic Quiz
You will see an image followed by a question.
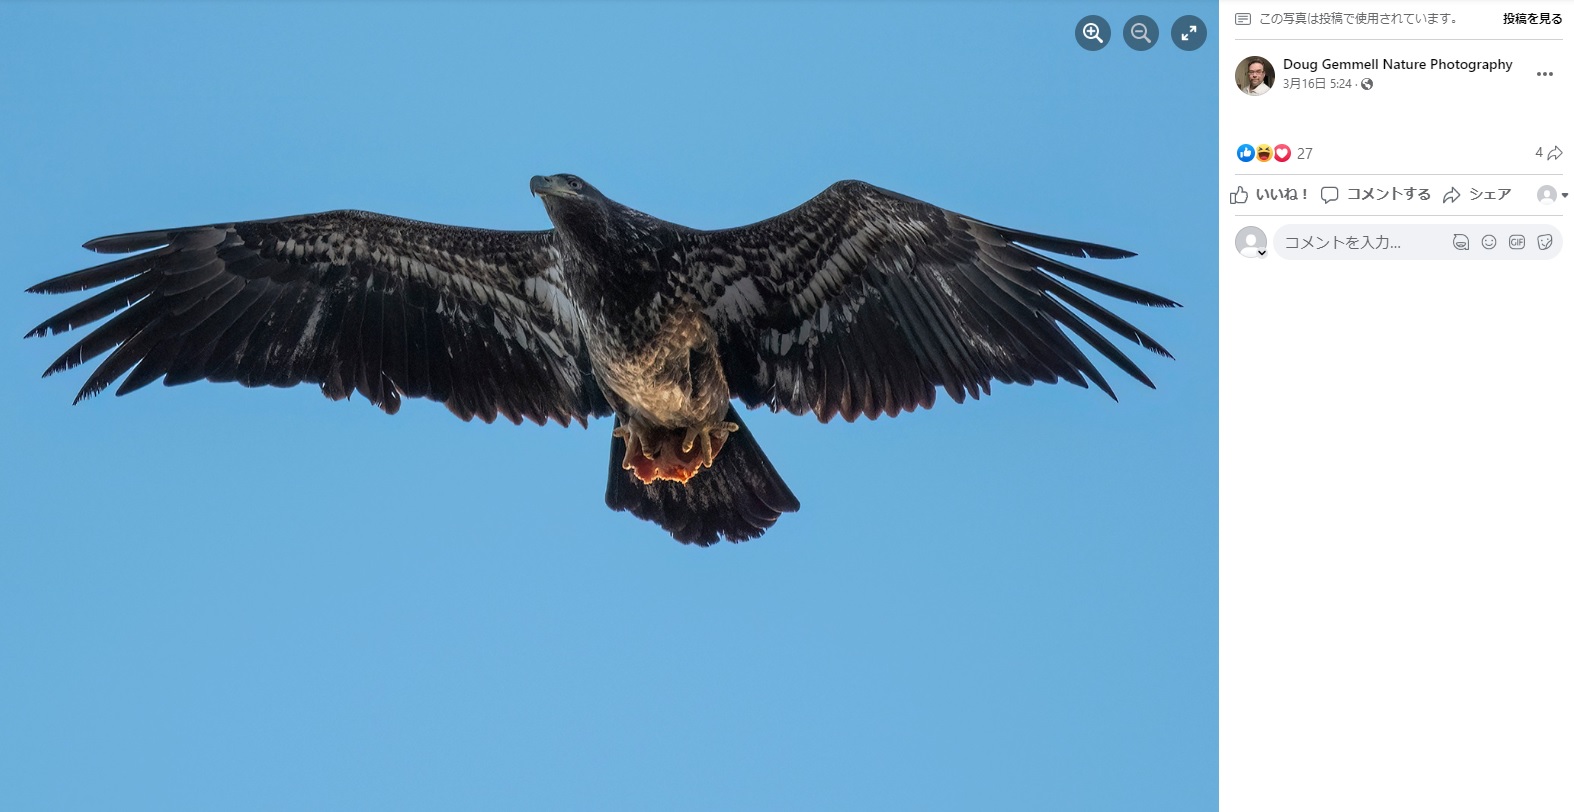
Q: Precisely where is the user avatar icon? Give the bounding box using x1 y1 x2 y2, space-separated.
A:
1538 185 1559 204
1237 56 1273 95
1235 226 1268 258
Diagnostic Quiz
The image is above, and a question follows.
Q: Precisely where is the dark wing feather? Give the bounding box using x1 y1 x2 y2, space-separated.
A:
26 210 609 426
688 181 1177 422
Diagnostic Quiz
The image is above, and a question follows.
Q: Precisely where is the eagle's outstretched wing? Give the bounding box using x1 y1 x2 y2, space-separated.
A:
26 211 609 426
689 180 1178 422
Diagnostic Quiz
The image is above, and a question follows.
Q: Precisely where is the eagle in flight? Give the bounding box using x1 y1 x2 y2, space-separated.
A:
26 175 1177 544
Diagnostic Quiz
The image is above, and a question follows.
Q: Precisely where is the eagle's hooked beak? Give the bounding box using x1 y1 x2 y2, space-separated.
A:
530 175 565 199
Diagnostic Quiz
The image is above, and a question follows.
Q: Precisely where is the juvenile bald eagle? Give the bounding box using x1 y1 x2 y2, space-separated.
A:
26 175 1177 544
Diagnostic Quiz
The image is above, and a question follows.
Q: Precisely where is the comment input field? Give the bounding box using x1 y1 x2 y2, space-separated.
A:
1271 224 1562 259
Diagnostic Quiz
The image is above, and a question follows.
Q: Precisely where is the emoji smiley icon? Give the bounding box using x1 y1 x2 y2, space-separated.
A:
1256 144 1272 162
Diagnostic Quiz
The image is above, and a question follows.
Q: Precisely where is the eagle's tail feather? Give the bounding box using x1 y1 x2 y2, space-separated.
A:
605 405 799 545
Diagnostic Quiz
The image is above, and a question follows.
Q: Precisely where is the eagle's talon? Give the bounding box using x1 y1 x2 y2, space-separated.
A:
616 417 740 485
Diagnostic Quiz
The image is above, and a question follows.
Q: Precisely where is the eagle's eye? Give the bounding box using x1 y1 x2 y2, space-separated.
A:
569 178 584 191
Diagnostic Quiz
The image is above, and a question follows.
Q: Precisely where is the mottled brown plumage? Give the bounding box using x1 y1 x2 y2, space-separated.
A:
26 174 1176 544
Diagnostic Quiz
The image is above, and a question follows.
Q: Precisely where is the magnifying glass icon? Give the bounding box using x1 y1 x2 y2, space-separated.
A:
1074 15 1111 50
1130 22 1151 43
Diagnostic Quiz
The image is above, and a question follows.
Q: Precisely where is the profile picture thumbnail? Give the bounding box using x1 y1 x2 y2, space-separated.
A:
1236 56 1274 96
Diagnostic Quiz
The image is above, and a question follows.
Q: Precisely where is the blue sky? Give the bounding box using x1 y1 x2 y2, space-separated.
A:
1 3 1217 809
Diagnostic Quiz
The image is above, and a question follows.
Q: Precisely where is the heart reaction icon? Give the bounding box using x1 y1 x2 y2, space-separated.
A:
1274 144 1291 162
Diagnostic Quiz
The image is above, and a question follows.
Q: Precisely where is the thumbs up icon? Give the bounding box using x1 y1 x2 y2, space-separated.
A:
1229 186 1249 205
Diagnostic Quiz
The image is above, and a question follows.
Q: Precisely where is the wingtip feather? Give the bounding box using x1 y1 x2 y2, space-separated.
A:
83 230 175 254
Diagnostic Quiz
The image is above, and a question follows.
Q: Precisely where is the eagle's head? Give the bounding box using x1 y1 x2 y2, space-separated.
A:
532 174 624 245
531 174 605 206
531 174 613 235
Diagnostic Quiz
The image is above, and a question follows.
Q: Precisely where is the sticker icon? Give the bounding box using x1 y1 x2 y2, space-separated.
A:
1237 144 1255 162
1538 234 1554 250
1256 144 1272 162
1274 144 1291 162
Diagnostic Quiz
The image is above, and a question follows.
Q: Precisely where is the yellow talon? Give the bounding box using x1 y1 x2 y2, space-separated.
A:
614 418 740 484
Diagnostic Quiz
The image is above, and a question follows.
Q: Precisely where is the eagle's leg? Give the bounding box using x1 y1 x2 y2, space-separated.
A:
614 417 739 485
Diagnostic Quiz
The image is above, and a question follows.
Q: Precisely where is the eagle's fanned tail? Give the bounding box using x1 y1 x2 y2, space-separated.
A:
604 405 799 545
